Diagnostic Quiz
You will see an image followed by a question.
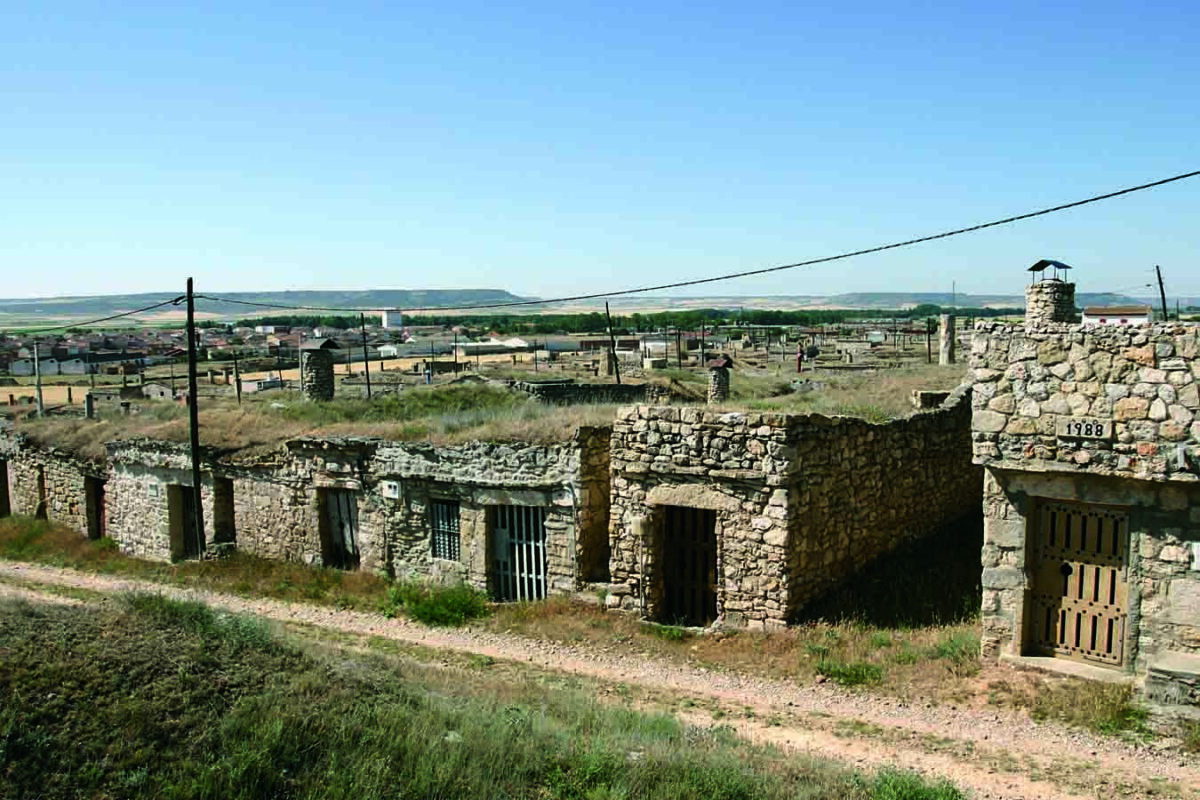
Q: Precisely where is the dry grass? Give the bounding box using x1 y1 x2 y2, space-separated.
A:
12 385 616 459
739 364 967 419
986 673 1151 736
8 359 967 460
0 517 389 611
489 599 982 702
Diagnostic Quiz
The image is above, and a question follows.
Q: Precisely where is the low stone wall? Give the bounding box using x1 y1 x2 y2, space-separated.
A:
515 380 648 405
608 391 980 629
785 386 981 617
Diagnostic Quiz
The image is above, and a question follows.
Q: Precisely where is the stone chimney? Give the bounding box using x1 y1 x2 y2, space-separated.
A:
301 347 336 401
706 354 733 404
1025 280 1077 327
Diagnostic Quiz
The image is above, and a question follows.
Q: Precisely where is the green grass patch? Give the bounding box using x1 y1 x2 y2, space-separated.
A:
817 660 885 687
643 622 690 642
0 598 963 799
379 580 491 626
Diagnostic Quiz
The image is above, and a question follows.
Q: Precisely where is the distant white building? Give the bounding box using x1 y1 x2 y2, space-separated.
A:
1081 305 1154 327
381 309 403 329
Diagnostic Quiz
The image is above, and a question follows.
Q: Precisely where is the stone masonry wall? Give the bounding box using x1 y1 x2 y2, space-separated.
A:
0 432 101 534
980 468 1200 676
365 435 603 593
608 395 979 629
970 322 1199 480
515 381 648 405
785 387 981 617
973 320 1200 698
608 406 795 628
105 440 219 561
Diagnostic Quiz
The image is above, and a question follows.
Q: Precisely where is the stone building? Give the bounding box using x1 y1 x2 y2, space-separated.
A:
0 432 107 539
972 281 1200 711
3 381 983 634
105 439 234 561
606 393 980 629
91 430 612 602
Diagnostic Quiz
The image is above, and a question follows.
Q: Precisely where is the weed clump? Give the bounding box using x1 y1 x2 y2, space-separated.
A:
380 580 490 626
817 660 885 687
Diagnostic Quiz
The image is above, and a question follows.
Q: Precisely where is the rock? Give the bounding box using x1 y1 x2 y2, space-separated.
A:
1113 396 1150 421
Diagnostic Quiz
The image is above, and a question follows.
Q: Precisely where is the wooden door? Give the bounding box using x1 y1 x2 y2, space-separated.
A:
661 506 718 627
1030 502 1128 666
84 477 106 540
324 489 360 570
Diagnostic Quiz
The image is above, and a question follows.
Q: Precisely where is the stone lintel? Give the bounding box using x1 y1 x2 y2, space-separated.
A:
645 483 741 512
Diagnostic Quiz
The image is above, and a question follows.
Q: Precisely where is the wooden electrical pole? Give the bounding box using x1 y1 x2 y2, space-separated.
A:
185 278 206 559
1156 265 1169 321
604 302 621 385
33 341 45 418
232 349 242 404
360 314 372 400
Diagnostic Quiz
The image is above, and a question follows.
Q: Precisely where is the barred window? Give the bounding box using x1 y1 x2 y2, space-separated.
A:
430 500 461 561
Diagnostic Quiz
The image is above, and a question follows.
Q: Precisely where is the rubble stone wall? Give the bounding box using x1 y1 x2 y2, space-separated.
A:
608 396 979 629
785 389 981 617
0 432 100 534
105 441 219 561
970 322 1199 481
972 319 1200 704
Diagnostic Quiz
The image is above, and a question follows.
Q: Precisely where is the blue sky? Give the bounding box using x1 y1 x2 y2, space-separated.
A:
2 1 1198 301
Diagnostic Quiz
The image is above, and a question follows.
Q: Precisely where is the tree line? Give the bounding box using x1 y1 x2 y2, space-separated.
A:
216 304 1020 336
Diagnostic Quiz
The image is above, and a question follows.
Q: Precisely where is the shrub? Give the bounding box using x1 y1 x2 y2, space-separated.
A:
381 580 490 626
872 770 966 799
643 623 689 642
817 660 884 687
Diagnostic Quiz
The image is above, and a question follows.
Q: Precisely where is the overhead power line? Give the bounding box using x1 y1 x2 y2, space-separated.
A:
195 168 1200 316
13 297 185 334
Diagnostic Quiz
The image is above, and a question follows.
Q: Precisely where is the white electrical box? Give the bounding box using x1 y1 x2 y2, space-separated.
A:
380 481 400 500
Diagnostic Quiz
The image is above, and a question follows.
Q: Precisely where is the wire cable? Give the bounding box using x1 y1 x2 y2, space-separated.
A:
11 297 186 333
195 168 1200 315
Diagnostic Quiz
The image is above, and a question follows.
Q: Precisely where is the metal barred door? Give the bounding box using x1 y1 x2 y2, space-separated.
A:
1031 502 1128 666
492 505 547 602
661 505 718 627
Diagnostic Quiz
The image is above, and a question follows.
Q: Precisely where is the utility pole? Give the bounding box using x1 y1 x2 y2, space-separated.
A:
1156 265 1169 321
232 349 242 405
604 302 621 385
185 277 206 559
360 314 372 400
33 341 44 417
453 331 459 374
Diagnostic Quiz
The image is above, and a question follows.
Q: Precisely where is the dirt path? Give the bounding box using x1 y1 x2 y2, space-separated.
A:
1 560 1196 800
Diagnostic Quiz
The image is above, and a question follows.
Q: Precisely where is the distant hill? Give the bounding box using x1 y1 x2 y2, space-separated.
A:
1 287 1191 328
0 289 531 325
